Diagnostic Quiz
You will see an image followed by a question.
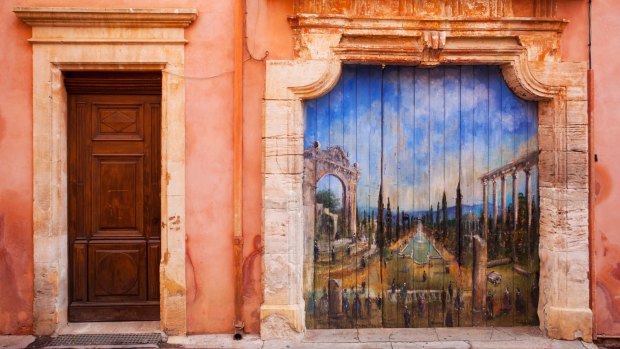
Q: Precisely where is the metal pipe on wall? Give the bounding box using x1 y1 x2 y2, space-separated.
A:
233 0 245 339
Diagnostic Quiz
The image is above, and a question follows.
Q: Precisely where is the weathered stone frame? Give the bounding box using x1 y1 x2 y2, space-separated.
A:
14 8 197 336
262 16 591 341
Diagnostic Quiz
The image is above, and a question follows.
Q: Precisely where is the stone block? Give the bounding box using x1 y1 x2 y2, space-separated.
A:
566 125 588 153
566 101 588 125
263 254 294 305
260 305 305 339
566 151 588 189
566 85 587 102
543 306 593 342
529 61 587 89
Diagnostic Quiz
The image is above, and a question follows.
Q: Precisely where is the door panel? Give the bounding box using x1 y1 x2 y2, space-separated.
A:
303 65 540 329
69 92 160 322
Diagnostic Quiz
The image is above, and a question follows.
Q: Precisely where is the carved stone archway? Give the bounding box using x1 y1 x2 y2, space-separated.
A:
262 2 590 341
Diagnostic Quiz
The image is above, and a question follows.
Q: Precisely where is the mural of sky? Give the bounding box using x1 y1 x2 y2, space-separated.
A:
306 65 538 217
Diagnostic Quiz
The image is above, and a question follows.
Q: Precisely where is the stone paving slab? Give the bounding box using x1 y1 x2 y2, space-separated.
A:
0 336 35 349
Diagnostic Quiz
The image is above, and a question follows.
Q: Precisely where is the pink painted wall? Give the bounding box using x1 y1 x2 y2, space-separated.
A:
0 0 34 335
591 0 620 338
0 0 294 335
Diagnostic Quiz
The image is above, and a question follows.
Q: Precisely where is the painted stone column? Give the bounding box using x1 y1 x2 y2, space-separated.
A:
482 179 489 240
501 175 507 226
472 235 488 318
512 172 519 230
525 169 532 230
492 178 498 231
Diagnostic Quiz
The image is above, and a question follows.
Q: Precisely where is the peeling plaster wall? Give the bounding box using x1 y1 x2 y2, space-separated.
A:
1 0 293 335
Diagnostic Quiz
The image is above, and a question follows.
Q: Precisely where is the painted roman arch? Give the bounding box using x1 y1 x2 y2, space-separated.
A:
303 65 540 328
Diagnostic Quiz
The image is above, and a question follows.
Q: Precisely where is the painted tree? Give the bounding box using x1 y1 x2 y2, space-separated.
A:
316 189 341 211
436 201 440 229
377 184 384 252
456 182 463 266
442 191 448 244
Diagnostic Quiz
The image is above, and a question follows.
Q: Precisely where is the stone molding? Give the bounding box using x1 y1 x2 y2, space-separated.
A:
15 7 195 336
13 7 197 28
262 14 591 341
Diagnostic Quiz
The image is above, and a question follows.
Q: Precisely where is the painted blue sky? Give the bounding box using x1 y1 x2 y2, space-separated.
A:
308 65 538 216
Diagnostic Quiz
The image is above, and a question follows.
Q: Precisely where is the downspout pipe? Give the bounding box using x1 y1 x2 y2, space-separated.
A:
233 0 245 340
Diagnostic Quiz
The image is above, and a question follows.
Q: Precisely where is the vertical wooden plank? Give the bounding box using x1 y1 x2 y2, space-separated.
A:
473 66 490 326
413 67 431 328
528 100 540 326
368 65 384 327
342 64 359 328
355 65 372 328
500 74 516 327
304 95 318 329
381 65 400 327
459 65 475 327
443 66 461 328
513 87 529 326
429 67 446 327
399 66 415 328
487 67 504 325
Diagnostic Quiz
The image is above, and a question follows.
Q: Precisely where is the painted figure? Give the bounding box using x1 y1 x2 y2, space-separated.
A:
314 239 319 260
354 293 362 318
342 288 350 316
515 288 525 314
486 292 494 319
448 282 454 303
441 288 447 312
404 306 412 328
445 309 454 327
502 287 512 313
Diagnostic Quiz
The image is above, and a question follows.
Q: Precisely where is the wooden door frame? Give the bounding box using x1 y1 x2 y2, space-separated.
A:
15 7 196 336
261 15 591 341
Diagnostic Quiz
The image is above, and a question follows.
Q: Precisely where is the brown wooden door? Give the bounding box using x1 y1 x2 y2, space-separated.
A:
68 91 161 322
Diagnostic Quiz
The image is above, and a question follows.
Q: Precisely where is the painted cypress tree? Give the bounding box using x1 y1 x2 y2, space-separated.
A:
436 201 440 229
396 206 401 240
377 184 384 252
456 182 463 266
442 191 448 244
386 198 392 243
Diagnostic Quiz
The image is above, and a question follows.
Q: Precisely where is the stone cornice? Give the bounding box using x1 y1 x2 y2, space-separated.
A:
290 14 567 34
14 7 197 28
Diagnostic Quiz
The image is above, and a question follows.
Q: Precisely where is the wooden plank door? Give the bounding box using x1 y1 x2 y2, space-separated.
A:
303 65 540 329
68 92 161 322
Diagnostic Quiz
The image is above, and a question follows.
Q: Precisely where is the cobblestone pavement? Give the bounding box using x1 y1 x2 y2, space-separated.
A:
1 327 601 348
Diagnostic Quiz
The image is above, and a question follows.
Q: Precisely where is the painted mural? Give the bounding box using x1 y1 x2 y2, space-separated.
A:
303 65 540 329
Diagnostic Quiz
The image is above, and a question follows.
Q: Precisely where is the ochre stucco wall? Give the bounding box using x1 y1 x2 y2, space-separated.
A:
592 0 620 338
0 0 34 335
1 0 293 335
